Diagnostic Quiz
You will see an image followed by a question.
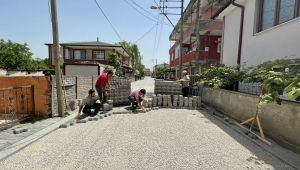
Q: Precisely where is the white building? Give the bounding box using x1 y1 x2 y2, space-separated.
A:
211 0 300 67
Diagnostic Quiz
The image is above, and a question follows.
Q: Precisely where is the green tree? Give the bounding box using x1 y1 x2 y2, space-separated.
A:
107 52 123 76
0 39 34 70
0 39 54 72
115 41 145 78
155 67 169 79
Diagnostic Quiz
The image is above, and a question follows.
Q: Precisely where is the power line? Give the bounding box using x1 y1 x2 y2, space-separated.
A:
93 0 123 41
48 0 52 21
154 16 165 60
124 0 171 27
135 24 158 44
130 0 161 21
152 13 160 60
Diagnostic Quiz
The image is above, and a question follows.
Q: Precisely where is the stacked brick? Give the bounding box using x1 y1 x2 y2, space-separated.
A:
148 94 202 109
154 80 182 95
106 76 131 106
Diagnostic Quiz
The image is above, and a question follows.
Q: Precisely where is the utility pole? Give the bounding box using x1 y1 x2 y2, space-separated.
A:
50 0 64 117
179 0 184 79
195 0 201 73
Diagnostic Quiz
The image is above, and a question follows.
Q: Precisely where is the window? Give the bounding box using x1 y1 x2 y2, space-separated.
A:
74 50 85 59
171 53 174 61
258 0 300 32
93 51 105 60
65 48 70 59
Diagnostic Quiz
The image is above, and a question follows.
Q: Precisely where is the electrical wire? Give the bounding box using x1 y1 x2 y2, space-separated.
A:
152 13 160 61
124 0 171 26
135 24 158 44
93 0 123 41
48 0 52 22
154 16 165 59
129 0 161 21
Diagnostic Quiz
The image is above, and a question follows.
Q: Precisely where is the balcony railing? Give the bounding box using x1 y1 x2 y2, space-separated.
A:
170 20 223 41
64 59 107 65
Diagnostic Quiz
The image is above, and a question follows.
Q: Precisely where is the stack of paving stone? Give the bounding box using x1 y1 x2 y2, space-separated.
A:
178 95 184 107
197 96 202 108
103 103 110 112
173 95 178 107
106 76 131 106
192 96 198 108
154 80 182 95
107 100 113 110
152 95 157 107
142 99 148 108
147 98 152 108
184 97 189 107
157 94 163 106
167 95 172 107
188 97 193 108
162 95 168 106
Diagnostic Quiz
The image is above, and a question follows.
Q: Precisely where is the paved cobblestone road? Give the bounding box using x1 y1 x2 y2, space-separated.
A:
0 77 296 170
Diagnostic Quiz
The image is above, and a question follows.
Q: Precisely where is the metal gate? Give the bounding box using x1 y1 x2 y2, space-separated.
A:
0 86 34 128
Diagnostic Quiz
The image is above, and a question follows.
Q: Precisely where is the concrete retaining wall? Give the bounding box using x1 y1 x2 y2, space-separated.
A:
202 88 300 154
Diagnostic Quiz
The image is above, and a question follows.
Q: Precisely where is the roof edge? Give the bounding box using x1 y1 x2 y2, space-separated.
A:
210 0 232 20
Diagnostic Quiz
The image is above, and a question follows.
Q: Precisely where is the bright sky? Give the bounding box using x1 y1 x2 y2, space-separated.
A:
0 0 189 71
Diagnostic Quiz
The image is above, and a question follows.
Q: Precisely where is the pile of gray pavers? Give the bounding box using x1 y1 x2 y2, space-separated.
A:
106 76 131 106
61 94 202 127
154 80 182 95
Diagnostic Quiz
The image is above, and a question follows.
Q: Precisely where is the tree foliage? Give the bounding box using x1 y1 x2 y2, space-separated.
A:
194 64 247 91
0 39 53 72
115 41 145 77
154 67 169 79
107 52 123 76
107 52 122 69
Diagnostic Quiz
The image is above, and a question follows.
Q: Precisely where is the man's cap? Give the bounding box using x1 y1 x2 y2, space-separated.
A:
182 70 187 74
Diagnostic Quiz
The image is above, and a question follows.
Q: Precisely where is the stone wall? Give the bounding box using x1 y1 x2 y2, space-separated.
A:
202 88 300 154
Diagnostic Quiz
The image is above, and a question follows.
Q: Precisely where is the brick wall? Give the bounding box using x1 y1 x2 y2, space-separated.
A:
51 76 76 115
0 76 51 115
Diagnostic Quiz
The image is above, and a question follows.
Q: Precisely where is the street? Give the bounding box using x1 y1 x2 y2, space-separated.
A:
0 77 296 170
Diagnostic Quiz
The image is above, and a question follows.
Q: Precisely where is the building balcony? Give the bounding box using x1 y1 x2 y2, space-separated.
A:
64 59 107 65
170 51 216 67
169 20 223 42
121 62 132 69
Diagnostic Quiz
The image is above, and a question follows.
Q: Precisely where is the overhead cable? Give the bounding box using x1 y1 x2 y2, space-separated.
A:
93 0 123 41
135 24 158 44
124 0 172 27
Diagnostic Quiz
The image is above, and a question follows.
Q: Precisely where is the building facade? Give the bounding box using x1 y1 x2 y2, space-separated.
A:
45 40 133 76
211 0 300 67
169 0 226 78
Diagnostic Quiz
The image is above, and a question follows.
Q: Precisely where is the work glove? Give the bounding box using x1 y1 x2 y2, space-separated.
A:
141 107 146 113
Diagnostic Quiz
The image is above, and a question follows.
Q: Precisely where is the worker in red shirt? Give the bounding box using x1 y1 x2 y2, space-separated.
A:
95 70 114 105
